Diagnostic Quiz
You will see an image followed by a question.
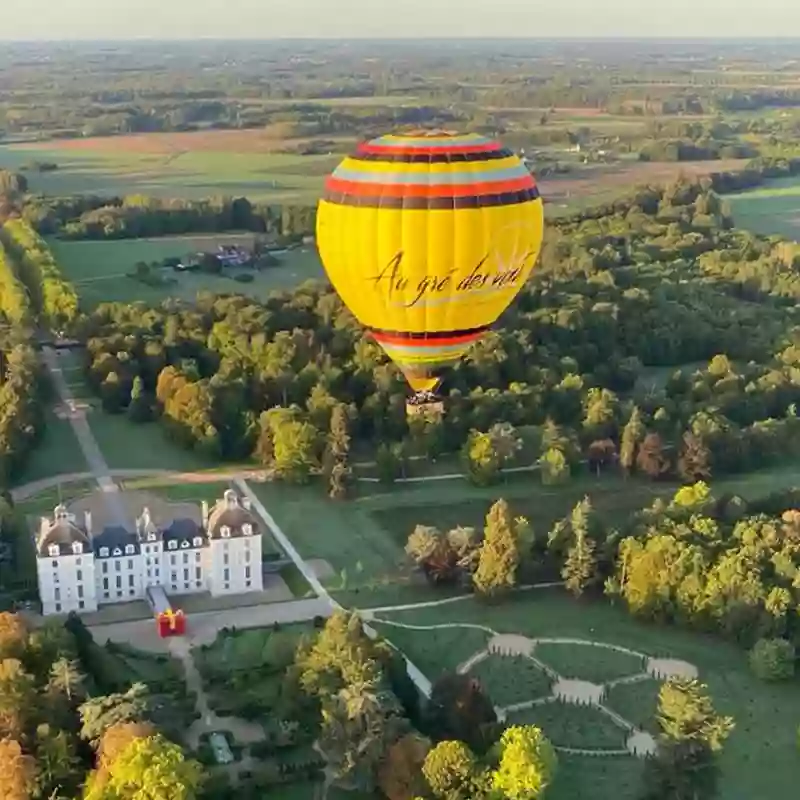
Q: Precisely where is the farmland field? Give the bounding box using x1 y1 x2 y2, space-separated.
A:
0 131 347 202
0 130 746 216
725 176 800 239
49 235 324 306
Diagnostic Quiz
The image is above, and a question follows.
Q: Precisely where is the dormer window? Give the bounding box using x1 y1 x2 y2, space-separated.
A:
220 525 231 539
168 541 177 550
72 542 83 554
100 547 109 557
125 545 135 555
180 540 189 549
48 544 60 557
147 532 156 542
112 548 122 557
242 523 253 536
192 536 203 547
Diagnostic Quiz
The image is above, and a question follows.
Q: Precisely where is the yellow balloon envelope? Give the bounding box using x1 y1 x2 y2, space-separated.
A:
316 130 544 393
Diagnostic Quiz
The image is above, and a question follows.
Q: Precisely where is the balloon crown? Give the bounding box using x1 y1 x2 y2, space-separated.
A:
398 128 460 138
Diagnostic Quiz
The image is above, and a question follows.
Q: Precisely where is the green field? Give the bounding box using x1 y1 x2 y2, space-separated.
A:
49 236 324 307
0 144 339 203
371 590 800 800
726 177 800 239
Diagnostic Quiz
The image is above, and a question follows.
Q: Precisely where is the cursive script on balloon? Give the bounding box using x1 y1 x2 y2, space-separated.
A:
367 250 537 308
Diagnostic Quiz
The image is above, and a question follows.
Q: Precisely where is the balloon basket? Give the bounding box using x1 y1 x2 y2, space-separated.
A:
406 392 444 418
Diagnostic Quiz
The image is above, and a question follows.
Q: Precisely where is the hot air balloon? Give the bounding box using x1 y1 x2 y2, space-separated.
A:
316 130 544 410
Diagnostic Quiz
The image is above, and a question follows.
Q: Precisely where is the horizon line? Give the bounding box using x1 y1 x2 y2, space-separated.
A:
2 35 800 43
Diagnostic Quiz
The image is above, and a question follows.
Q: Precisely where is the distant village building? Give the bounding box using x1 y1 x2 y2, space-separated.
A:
35 489 264 616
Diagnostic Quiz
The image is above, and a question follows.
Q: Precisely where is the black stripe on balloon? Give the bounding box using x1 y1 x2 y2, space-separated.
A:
352 148 515 164
323 186 540 210
370 325 490 341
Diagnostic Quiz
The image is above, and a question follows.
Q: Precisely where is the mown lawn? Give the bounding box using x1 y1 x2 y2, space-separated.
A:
534 642 645 684
250 482 465 607
14 409 89 485
372 590 800 800
605 678 663 734
468 654 553 707
509 701 628 750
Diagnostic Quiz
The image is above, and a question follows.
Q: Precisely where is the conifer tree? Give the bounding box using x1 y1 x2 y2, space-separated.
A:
620 406 645 476
474 499 520 598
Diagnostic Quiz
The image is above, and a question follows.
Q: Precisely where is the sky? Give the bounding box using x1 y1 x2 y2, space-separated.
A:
1 0 797 41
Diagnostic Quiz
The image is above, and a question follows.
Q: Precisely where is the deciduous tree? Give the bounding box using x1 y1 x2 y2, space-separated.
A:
423 674 499 755
491 725 557 800
378 733 431 800
0 614 27 660
678 431 712 483
83 733 202 800
0 737 35 800
637 432 671 480
422 740 489 800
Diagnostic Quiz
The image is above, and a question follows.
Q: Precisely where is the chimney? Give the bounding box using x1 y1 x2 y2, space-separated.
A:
84 511 92 538
201 500 209 530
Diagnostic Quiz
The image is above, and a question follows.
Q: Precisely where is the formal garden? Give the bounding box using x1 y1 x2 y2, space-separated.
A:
368 589 800 800
78 634 199 739
192 622 327 796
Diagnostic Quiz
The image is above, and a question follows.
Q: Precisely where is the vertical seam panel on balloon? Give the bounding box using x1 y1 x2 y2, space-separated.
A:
444 145 457 349
424 147 433 373
378 158 390 338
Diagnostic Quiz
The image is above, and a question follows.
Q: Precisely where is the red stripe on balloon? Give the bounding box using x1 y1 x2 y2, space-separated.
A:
372 330 483 347
324 175 534 198
357 142 501 157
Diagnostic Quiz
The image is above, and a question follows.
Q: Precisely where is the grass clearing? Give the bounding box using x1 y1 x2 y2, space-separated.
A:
534 642 645 684
375 590 800 800
468 654 553 707
50 236 324 308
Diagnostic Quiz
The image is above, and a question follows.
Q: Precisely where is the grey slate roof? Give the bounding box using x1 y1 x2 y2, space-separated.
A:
92 525 140 557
